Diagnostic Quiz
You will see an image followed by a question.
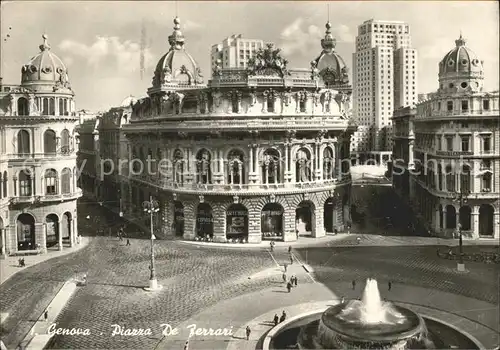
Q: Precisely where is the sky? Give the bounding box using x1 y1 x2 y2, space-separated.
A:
1 1 499 112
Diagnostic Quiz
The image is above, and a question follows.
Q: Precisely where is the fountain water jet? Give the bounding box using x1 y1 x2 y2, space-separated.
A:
338 278 406 325
297 278 428 349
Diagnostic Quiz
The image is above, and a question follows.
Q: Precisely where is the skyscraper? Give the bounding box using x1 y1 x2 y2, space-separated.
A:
352 19 418 155
210 35 267 71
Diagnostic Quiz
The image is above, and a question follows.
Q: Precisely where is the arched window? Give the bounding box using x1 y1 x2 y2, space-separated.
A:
173 149 184 184
295 148 312 182
323 147 334 180
45 169 58 195
445 165 455 192
17 130 30 155
61 129 70 154
44 129 57 154
19 170 32 196
42 98 49 115
17 97 29 116
481 173 492 192
49 98 55 115
59 99 64 116
227 149 245 185
61 168 71 194
460 165 471 192
261 149 281 184
196 149 212 184
267 99 275 113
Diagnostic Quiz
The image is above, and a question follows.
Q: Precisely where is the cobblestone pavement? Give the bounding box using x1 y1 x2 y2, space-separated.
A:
0 238 276 350
294 245 499 304
0 203 498 350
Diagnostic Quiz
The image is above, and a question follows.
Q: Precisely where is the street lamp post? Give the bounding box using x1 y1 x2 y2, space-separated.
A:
453 188 470 272
142 196 162 291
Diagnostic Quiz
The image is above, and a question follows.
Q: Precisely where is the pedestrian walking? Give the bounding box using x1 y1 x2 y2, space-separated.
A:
126 239 131 246
282 272 287 283
288 246 292 253
289 255 294 265
388 281 392 291
44 310 48 322
283 263 288 272
245 326 251 340
286 281 292 293
280 311 287 323
183 340 189 350
273 314 279 326
294 276 298 287
270 241 274 252
352 280 356 290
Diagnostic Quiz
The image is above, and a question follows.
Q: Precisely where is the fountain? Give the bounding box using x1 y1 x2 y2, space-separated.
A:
268 278 480 349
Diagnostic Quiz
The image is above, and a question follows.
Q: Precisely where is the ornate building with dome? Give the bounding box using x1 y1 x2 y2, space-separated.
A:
404 35 499 239
120 18 356 243
0 35 82 255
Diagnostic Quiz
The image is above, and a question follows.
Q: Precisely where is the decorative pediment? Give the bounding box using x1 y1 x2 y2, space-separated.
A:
247 43 290 77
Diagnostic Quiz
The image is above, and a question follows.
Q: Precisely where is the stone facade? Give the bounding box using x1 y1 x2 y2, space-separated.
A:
119 17 356 243
408 36 499 240
0 35 81 255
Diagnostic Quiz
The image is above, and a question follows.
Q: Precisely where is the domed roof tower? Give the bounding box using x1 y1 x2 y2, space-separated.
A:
20 34 72 93
311 22 349 87
150 17 205 90
438 34 484 94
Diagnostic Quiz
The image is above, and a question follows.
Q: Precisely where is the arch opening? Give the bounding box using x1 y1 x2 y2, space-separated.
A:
296 200 316 237
173 201 184 237
226 204 248 241
196 203 213 238
17 213 35 251
261 203 284 240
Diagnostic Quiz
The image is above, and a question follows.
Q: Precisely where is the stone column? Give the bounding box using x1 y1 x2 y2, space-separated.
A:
471 206 479 239
283 206 297 242
247 206 261 243
161 200 174 237
57 220 63 250
213 205 226 243
335 143 342 180
249 145 254 173
183 202 196 240
313 205 325 238
36 223 47 253
1 228 6 255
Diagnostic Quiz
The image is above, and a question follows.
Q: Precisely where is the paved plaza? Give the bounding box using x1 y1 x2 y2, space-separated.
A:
1 224 498 349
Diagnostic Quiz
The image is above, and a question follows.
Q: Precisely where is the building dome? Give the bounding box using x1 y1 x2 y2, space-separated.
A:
120 95 137 107
311 22 349 86
439 35 483 76
21 34 71 88
437 34 484 93
151 17 204 89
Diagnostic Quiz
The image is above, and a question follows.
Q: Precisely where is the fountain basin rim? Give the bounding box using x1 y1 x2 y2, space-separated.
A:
320 303 426 342
262 307 330 350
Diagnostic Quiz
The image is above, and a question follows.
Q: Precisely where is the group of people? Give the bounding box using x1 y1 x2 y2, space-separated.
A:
285 275 298 292
118 227 131 246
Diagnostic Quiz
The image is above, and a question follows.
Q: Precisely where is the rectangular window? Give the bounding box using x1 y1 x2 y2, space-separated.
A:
446 136 453 151
461 100 468 111
437 102 441 111
46 177 57 195
300 100 306 113
483 136 491 152
447 101 453 111
460 136 470 152
483 100 490 110
20 177 32 196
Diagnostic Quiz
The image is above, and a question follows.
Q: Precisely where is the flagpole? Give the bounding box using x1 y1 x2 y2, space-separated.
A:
143 196 162 291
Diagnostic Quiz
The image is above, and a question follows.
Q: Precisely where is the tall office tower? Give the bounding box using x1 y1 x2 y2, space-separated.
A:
210 35 266 71
353 19 418 152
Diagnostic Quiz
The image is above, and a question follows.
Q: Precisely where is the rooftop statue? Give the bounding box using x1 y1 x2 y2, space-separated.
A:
247 43 290 77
